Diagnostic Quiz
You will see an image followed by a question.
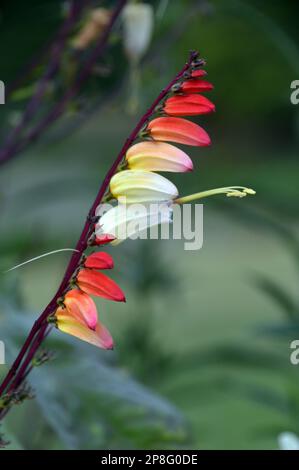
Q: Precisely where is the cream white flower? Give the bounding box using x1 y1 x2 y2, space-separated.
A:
110 170 179 203
95 202 173 244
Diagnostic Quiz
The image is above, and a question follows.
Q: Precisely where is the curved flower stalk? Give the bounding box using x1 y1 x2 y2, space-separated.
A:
0 51 254 423
95 57 255 242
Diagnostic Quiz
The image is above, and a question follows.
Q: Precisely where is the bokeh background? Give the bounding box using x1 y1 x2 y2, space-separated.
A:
1 0 299 450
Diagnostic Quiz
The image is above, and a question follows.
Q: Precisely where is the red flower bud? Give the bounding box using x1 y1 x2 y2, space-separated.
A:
84 252 114 270
77 269 126 302
191 69 207 78
164 94 215 116
91 234 116 245
181 79 213 94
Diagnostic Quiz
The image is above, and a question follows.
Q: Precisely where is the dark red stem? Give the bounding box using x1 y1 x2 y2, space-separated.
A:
6 1 91 97
0 1 85 164
0 50 198 418
0 0 126 166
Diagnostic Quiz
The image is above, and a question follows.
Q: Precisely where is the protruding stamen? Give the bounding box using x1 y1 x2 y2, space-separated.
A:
175 186 256 204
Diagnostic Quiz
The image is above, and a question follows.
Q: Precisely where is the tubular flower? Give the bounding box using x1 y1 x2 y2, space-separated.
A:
191 69 207 78
164 94 215 116
84 252 114 270
110 169 179 203
181 79 213 93
147 117 211 146
64 289 98 330
54 248 124 348
77 269 126 302
56 307 113 349
91 234 116 245
126 141 193 172
95 202 173 244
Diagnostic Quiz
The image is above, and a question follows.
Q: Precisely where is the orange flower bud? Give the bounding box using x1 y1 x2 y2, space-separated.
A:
77 269 126 302
56 306 113 349
64 289 98 330
148 117 211 146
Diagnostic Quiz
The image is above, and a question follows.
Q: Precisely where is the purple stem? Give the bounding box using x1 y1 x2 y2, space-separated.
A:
0 1 85 165
6 1 88 97
0 50 199 419
0 0 128 403
0 0 126 166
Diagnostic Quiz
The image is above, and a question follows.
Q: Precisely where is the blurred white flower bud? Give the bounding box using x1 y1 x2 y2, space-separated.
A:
122 3 154 62
278 432 299 450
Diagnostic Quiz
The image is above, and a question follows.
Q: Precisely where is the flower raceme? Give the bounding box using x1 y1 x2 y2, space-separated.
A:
95 59 255 243
53 53 255 349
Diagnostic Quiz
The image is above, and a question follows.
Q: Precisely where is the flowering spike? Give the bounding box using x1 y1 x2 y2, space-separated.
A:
110 169 179 203
164 94 215 116
181 79 213 93
77 269 126 302
148 117 211 146
56 307 113 349
126 141 193 172
64 289 98 330
84 252 114 270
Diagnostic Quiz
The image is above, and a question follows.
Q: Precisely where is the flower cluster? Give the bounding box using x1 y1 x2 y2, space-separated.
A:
54 246 125 349
53 55 255 349
95 60 254 243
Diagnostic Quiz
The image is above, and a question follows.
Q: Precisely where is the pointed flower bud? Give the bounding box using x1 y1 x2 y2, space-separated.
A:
56 307 113 349
181 79 213 93
110 170 179 203
164 94 215 116
126 141 193 172
64 289 98 330
84 252 114 270
191 70 207 78
77 269 126 302
91 234 116 245
148 117 211 146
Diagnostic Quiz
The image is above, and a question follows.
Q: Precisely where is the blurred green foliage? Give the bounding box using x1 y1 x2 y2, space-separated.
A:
1 0 299 450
